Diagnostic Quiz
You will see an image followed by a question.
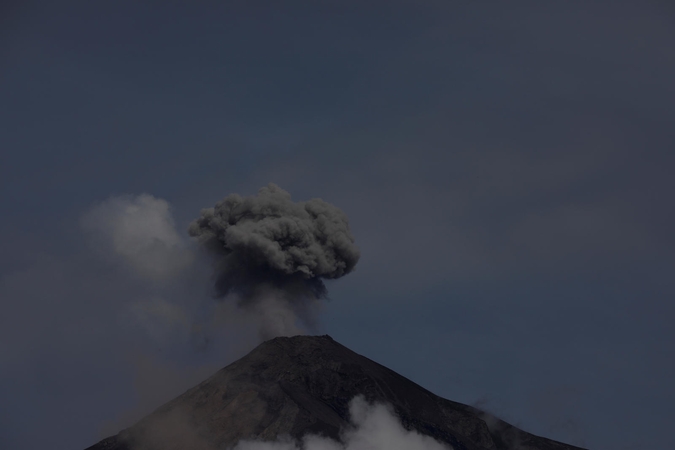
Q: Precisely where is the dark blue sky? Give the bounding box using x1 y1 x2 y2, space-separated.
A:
1 2 674 449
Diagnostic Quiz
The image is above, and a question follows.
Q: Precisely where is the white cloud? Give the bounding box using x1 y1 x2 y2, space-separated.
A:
234 396 452 450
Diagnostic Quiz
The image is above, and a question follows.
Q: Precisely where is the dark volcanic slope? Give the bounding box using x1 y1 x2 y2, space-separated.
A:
86 335 586 450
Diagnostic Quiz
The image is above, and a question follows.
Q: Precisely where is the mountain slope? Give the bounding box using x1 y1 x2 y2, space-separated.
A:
85 335 587 450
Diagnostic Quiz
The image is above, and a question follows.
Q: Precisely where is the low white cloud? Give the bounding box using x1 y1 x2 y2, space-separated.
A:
234 396 452 450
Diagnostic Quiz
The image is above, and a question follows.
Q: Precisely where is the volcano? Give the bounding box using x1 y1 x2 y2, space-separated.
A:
85 335 586 450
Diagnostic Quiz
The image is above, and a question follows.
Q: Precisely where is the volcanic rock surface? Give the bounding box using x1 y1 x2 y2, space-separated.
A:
85 335 587 450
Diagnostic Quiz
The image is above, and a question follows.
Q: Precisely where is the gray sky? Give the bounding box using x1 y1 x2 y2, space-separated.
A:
1 2 674 449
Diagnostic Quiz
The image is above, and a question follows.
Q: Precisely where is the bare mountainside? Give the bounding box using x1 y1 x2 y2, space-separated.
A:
86 335 587 450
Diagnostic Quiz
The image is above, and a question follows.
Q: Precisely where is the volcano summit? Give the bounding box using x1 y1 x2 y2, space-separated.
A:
86 335 586 450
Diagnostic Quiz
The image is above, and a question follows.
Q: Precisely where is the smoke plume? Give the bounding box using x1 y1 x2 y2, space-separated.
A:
188 183 360 339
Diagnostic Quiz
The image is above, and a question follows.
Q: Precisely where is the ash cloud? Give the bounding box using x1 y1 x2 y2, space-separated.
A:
78 184 360 346
188 183 360 339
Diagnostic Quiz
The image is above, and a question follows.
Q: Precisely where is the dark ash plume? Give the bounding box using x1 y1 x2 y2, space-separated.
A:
188 184 360 338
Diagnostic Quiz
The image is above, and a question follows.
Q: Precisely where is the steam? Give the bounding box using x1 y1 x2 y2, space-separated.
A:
80 193 202 347
80 194 192 281
188 183 360 339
